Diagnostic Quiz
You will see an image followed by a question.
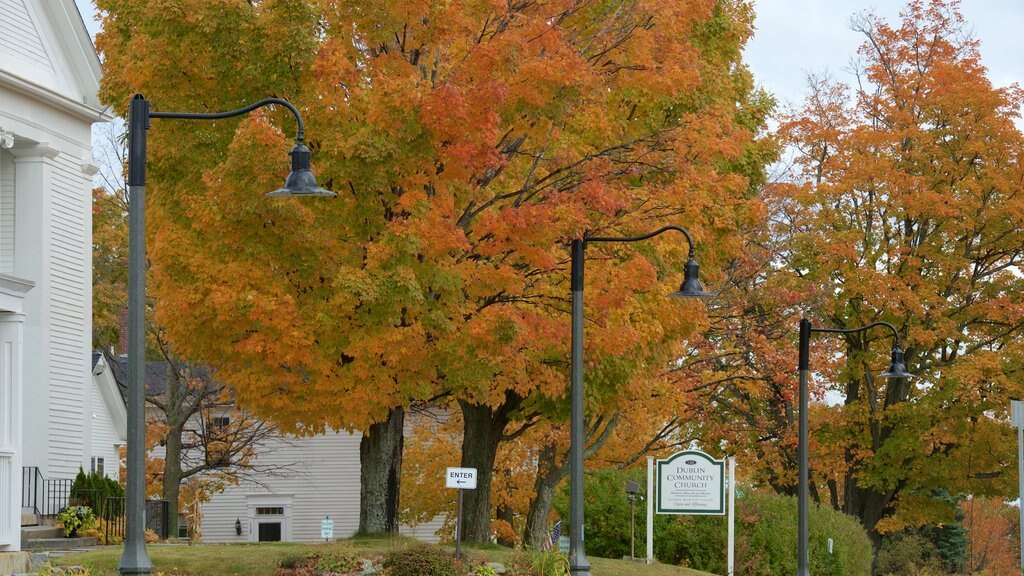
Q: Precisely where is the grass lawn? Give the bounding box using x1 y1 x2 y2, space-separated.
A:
49 536 718 576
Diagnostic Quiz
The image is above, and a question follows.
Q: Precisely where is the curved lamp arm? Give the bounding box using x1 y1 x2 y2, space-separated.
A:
809 321 902 350
151 97 306 143
587 225 697 258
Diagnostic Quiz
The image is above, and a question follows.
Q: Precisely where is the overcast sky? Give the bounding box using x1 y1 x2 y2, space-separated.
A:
76 0 1024 111
746 0 1024 107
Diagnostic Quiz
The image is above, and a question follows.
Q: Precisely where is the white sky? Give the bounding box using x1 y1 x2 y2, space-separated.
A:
745 0 1024 107
76 0 1024 112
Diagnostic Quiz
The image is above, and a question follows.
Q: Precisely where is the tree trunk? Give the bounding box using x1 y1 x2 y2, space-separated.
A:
163 424 184 538
458 395 520 543
495 504 516 547
523 443 565 548
358 406 405 534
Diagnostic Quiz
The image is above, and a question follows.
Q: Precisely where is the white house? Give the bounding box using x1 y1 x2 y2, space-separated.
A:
90 351 128 482
0 0 109 557
197 428 445 544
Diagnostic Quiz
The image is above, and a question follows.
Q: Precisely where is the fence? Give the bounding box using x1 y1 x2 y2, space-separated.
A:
21 467 168 543
21 466 73 516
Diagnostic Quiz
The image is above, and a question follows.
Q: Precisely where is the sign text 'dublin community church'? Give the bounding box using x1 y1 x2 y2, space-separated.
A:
656 450 725 515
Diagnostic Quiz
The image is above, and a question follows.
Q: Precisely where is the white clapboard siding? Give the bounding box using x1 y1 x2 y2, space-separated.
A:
45 153 89 479
200 430 363 543
0 150 13 274
89 375 120 481
0 0 54 73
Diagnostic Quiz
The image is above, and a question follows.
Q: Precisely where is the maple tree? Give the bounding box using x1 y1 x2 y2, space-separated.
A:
753 0 1024 543
961 496 1019 574
95 0 771 540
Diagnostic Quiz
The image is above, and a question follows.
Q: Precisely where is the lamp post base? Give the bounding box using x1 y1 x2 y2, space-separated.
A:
569 552 591 576
116 541 153 575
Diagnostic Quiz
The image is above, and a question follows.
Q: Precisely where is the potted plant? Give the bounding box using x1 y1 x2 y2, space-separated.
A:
56 505 96 537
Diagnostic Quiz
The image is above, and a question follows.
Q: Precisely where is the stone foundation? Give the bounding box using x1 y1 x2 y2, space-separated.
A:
0 551 31 574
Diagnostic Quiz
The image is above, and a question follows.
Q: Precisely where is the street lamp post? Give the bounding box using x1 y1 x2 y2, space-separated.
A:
796 318 912 576
119 94 334 575
569 226 711 575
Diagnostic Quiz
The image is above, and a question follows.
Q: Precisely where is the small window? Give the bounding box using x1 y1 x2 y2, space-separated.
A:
212 416 230 429
256 507 284 516
91 457 105 477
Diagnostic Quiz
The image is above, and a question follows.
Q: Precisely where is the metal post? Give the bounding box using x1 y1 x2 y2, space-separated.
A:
456 489 463 560
798 318 811 576
118 95 154 576
1018 424 1023 574
629 495 635 560
569 238 591 575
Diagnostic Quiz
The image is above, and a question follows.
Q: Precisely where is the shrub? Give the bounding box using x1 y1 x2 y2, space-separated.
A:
553 468 873 575
56 506 96 537
69 467 125 520
875 533 946 576
530 549 570 576
383 545 460 576
314 552 361 574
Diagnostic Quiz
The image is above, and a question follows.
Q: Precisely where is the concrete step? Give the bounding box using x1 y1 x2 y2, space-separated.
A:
22 536 99 551
20 511 39 526
22 524 64 540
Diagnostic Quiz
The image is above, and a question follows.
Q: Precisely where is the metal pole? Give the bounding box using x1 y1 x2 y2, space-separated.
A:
569 238 591 575
630 496 635 560
118 95 154 576
456 489 463 560
1018 424 1023 574
798 318 811 576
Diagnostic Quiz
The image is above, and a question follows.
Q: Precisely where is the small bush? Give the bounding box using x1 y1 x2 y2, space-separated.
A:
314 552 361 574
276 553 307 570
530 549 569 576
383 545 460 576
875 533 945 576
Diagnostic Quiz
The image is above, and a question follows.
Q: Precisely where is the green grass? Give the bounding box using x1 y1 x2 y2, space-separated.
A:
47 535 718 576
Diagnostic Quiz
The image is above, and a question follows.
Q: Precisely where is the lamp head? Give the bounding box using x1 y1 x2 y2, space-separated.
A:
880 345 914 380
668 258 712 299
234 518 242 536
267 142 336 197
625 480 640 495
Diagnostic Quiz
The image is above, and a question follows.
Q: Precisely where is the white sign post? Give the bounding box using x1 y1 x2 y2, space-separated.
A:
646 457 654 564
446 467 477 560
727 456 735 576
320 516 333 541
1012 399 1024 574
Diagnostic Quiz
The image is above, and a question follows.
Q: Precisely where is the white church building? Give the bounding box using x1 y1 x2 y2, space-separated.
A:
0 0 113 559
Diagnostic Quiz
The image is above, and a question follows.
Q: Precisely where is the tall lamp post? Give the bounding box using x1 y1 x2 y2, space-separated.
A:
569 226 711 575
796 319 912 576
119 94 334 575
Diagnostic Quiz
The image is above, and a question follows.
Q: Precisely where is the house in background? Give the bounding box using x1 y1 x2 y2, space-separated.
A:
0 0 109 559
120 356 445 544
89 351 127 482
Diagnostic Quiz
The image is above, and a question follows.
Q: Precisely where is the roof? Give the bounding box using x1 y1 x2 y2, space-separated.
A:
106 354 220 403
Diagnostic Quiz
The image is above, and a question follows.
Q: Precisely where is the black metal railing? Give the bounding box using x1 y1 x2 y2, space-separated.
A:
43 478 73 516
21 467 74 516
21 466 42 515
21 467 168 542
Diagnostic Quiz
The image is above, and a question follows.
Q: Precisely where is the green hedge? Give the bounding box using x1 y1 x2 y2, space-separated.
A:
70 468 125 511
553 467 872 575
